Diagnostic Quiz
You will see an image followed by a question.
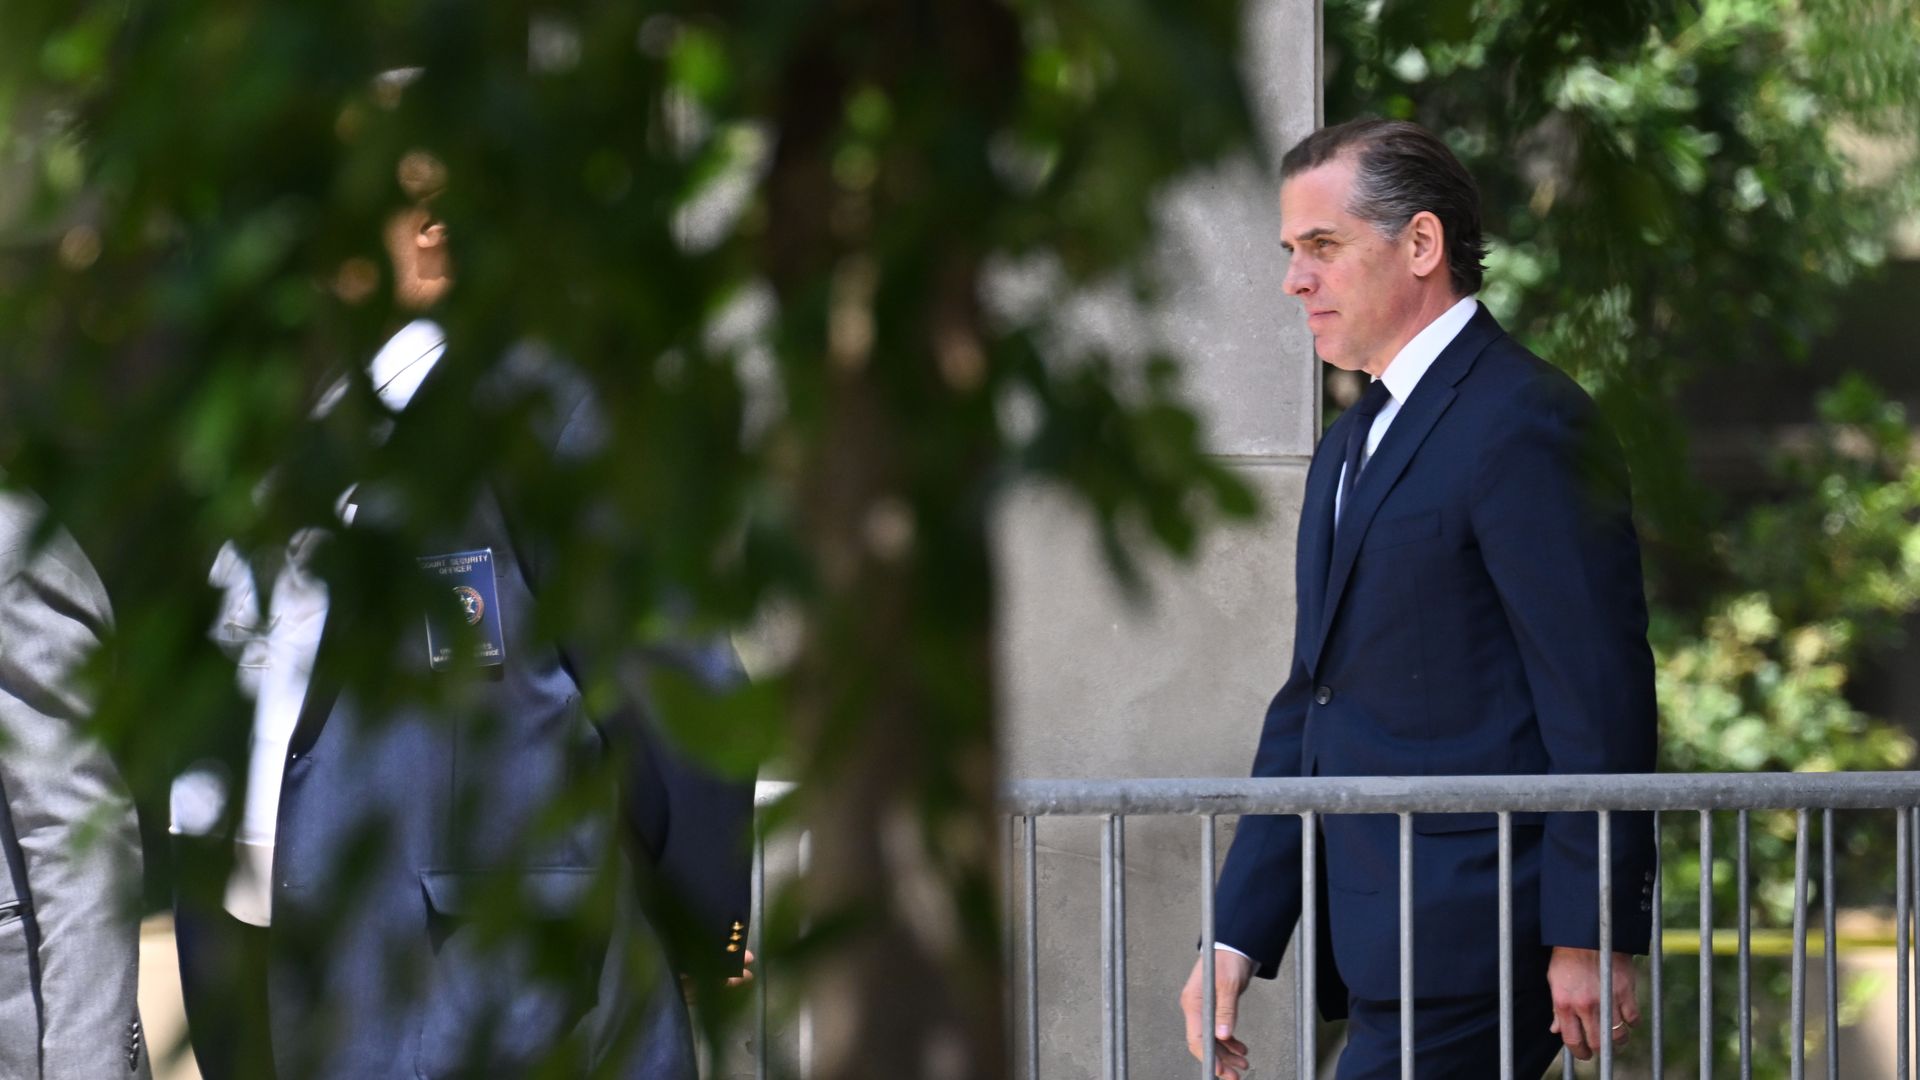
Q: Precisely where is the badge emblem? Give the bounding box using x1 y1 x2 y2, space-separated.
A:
453 585 485 625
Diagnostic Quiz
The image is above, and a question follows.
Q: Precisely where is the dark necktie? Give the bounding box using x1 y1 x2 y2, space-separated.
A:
1337 378 1394 527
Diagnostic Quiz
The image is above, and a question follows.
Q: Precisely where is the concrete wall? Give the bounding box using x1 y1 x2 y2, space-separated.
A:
992 2 1323 1076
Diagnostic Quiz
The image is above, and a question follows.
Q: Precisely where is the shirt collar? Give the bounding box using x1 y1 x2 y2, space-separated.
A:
366 319 447 413
1375 295 1478 403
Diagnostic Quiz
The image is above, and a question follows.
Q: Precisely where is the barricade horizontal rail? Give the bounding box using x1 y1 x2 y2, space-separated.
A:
749 774 1920 1080
999 772 1920 815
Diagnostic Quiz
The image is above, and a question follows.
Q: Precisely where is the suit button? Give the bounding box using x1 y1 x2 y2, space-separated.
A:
1314 686 1333 706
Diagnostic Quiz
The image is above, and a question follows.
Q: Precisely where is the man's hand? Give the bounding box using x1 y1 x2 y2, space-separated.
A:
727 949 756 989
1179 949 1254 1079
680 950 757 1004
1547 947 1639 1061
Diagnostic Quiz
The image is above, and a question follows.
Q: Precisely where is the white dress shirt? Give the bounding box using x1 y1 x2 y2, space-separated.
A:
171 320 446 926
1216 296 1477 966
1333 295 1479 524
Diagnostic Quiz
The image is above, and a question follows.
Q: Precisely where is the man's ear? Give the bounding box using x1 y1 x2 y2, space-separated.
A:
386 204 452 310
1406 210 1446 280
417 216 447 253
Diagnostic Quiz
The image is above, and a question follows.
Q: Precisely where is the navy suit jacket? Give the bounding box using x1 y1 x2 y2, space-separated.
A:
262 363 753 1078
1215 305 1658 1010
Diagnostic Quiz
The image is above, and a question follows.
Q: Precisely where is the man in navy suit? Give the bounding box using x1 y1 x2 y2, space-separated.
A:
1177 118 1658 1078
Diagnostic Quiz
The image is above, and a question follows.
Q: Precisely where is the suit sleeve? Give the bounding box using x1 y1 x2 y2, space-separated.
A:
1211 659 1312 978
1469 373 1659 954
0 507 148 1079
1210 457 1327 983
545 393 755 971
608 641 755 976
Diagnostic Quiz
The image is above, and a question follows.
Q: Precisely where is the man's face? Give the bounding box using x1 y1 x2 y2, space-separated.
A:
384 150 451 311
1278 155 1431 376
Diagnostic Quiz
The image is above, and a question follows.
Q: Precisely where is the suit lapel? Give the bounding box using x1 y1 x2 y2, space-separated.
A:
284 346 463 756
1307 306 1503 673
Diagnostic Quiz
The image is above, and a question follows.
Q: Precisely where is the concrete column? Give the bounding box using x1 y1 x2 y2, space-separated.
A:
994 1 1323 1076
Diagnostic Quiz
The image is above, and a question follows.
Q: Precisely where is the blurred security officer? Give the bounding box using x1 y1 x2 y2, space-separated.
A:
173 81 753 1079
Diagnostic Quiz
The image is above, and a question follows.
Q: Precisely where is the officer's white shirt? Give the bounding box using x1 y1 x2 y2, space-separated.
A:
1216 296 1476 965
170 320 445 926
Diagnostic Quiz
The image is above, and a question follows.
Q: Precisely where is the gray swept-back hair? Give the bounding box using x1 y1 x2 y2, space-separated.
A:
1281 118 1486 296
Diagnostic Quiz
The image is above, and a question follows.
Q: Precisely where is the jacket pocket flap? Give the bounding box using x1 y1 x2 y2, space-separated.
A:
419 867 596 918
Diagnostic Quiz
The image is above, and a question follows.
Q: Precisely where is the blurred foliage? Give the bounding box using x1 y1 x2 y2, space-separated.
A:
1645 381 1920 1074
1661 379 1920 779
0 0 1258 1074
2 0 1917 1070
1328 0 1919 1074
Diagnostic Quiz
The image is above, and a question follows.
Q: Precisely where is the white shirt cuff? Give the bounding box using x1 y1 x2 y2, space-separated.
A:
1213 942 1255 962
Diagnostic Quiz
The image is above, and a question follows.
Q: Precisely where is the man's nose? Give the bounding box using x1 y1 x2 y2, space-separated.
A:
1281 255 1310 297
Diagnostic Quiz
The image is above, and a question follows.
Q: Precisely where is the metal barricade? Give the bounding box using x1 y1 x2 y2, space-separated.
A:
751 773 1920 1079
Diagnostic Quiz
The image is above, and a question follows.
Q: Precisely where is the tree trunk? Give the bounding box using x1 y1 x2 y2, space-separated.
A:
762 2 1018 1076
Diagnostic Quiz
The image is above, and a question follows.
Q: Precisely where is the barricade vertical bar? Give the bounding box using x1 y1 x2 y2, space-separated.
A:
1792 808 1809 1080
1561 1048 1574 1078
1101 814 1116 1080
1025 815 1039 1080
752 825 768 1080
1599 810 1615 1079
1302 811 1318 1079
1293 909 1304 1076
1651 811 1664 1080
1898 808 1910 1080
1005 816 1017 1080
1499 811 1514 1080
1701 810 1714 1080
1825 808 1838 1080
1292 823 1302 1075
799 830 814 1079
1912 806 1920 1079
1114 816 1129 1080
1399 812 1414 1080
1201 816 1216 1080
1738 810 1752 1079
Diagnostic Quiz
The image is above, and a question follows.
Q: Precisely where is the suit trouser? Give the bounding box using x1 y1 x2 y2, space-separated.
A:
177 904 698 1080
1335 990 1563 1080
174 902 277 1080
171 830 277 1080
1334 950 1563 1080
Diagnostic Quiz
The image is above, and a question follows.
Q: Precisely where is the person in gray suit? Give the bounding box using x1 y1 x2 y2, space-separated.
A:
0 491 150 1078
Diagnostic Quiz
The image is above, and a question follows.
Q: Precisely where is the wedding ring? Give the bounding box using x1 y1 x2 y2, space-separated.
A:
1612 1021 1628 1032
